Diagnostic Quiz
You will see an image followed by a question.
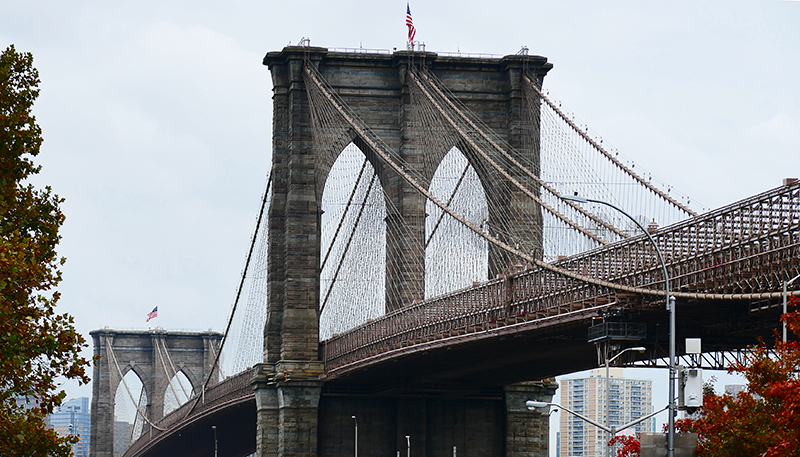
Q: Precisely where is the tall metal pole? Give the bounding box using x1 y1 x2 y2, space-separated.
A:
561 195 674 457
352 416 358 457
212 425 218 457
605 350 611 457
783 273 800 342
668 295 676 457
406 435 411 457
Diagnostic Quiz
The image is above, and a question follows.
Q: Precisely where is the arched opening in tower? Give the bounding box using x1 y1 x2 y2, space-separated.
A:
113 368 146 451
319 142 386 339
163 370 193 415
425 146 489 298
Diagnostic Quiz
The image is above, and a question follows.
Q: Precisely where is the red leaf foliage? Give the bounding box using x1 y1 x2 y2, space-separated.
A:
608 434 641 457
676 309 800 457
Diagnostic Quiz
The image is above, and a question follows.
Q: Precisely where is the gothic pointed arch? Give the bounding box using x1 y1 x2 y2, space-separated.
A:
319 142 387 339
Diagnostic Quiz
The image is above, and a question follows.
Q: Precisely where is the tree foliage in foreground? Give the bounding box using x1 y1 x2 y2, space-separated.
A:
608 434 640 457
0 44 91 457
677 297 800 457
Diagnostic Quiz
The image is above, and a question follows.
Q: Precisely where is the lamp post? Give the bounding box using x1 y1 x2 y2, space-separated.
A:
605 347 646 457
212 425 217 457
527 400 666 453
782 273 800 342
351 416 358 457
561 194 675 457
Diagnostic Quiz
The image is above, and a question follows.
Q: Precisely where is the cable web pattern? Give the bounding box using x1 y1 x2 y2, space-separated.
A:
524 72 700 259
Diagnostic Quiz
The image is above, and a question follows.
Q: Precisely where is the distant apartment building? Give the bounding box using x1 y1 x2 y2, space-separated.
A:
559 368 653 457
48 397 91 457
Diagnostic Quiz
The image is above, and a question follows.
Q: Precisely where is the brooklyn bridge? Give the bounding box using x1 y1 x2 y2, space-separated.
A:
89 44 800 457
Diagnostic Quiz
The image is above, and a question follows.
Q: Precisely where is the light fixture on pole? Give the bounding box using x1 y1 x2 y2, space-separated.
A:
782 273 800 342
604 346 646 457
560 194 676 457
526 400 666 450
352 416 358 457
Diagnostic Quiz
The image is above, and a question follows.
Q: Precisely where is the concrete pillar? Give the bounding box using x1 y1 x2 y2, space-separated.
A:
504 381 558 457
149 334 167 422
254 364 280 457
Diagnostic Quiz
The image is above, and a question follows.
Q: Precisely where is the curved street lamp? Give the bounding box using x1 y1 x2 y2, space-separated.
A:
526 400 666 451
560 194 676 457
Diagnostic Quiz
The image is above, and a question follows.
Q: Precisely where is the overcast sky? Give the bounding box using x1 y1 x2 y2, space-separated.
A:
3 0 798 437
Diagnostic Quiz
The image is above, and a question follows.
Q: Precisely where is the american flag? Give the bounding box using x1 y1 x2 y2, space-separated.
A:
146 306 158 322
406 4 416 42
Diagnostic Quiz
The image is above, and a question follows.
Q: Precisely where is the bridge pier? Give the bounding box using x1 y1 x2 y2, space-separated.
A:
505 382 558 457
254 362 325 457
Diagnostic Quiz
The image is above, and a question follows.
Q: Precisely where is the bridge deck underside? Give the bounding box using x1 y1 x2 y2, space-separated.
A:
132 400 256 457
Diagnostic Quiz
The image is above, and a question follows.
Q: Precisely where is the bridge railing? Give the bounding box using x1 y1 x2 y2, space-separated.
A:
322 261 623 374
322 183 800 376
560 182 800 297
124 367 257 457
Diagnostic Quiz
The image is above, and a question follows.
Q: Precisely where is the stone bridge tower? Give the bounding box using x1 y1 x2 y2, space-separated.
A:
255 46 555 457
89 329 222 457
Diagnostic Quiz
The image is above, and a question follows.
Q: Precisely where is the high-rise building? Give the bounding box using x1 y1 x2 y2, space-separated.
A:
559 368 653 457
48 397 91 457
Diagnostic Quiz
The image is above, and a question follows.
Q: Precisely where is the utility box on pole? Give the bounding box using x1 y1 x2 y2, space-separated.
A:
678 366 703 412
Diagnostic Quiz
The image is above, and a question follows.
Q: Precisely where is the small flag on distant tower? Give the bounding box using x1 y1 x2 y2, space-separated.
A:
146 306 158 322
406 4 416 43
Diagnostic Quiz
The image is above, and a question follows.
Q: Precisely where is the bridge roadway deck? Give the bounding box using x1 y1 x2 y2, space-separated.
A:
124 182 800 457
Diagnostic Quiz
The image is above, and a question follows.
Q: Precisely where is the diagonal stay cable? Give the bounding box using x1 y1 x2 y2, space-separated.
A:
304 61 777 301
409 68 612 245
154 336 185 405
157 336 191 400
425 161 471 248
105 337 166 431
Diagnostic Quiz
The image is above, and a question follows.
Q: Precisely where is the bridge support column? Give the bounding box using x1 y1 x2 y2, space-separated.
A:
504 381 558 457
254 362 324 457
254 364 279 457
